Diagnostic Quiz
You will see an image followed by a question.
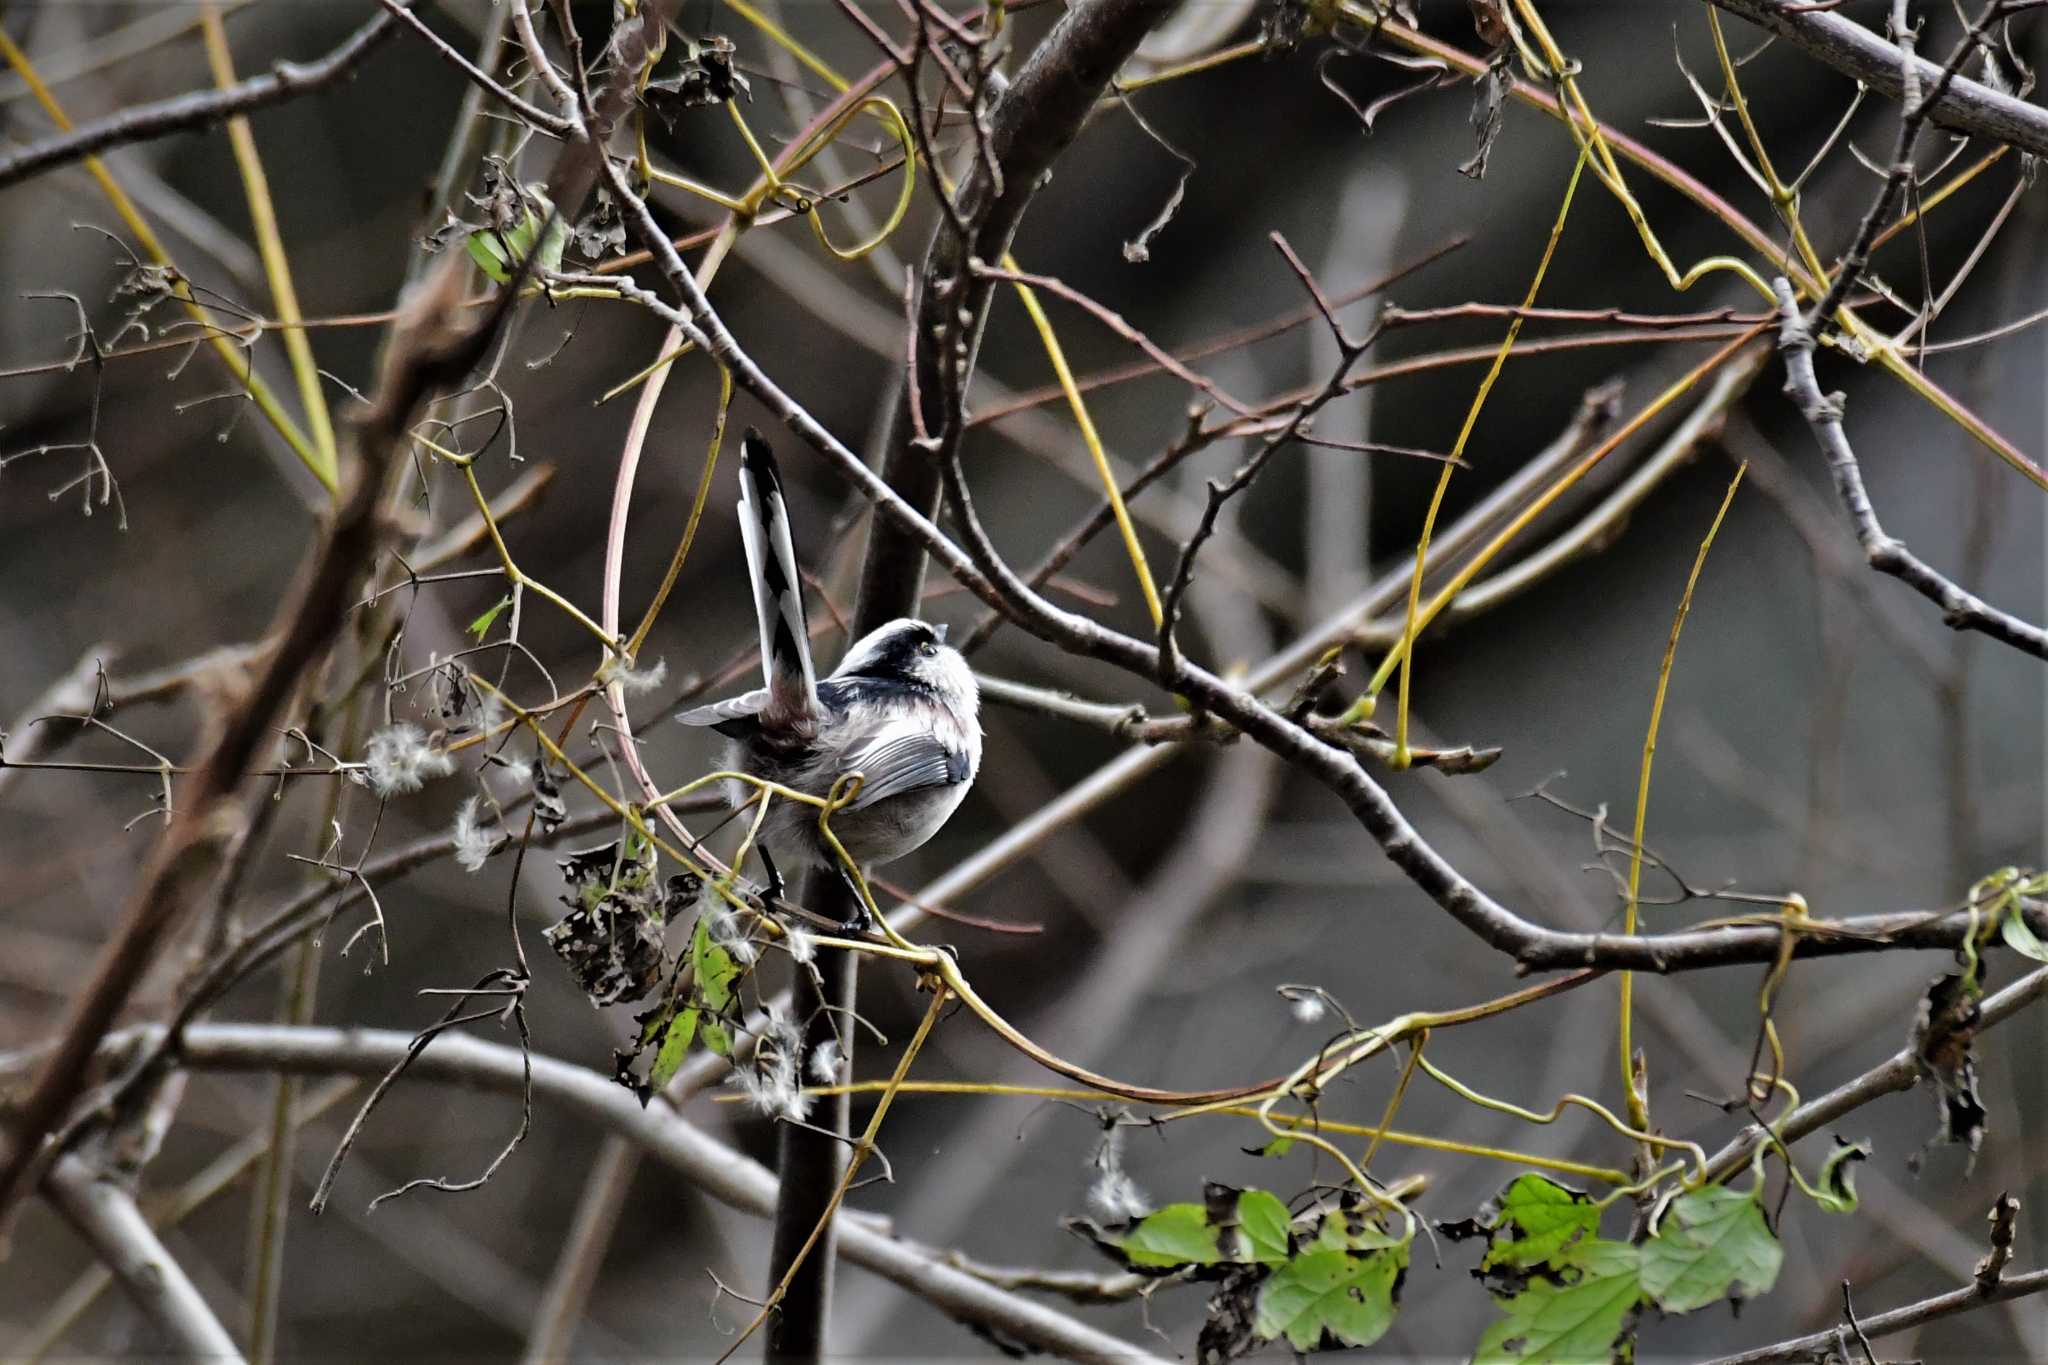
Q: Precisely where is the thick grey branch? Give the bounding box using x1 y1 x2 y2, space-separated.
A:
45 1154 245 1363
1704 0 2048 157
770 2 1176 1353
162 1024 1170 1365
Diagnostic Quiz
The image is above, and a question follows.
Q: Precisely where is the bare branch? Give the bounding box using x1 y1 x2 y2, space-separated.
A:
0 3 409 193
0 255 485 1223
592 270 2048 977
1703 1265 2048 1364
1804 0 2011 327
0 647 108 807
161 1023 1173 1365
45 1154 245 1363
1703 965 2048 1182
373 0 572 135
0 0 682 1221
759 1 1179 1351
1705 0 2048 157
1773 278 2048 659
521 1137 638 1364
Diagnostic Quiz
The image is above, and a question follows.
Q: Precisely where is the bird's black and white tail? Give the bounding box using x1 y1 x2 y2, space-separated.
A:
737 429 818 725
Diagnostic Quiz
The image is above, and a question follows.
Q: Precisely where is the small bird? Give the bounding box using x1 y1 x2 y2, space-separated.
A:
677 429 981 924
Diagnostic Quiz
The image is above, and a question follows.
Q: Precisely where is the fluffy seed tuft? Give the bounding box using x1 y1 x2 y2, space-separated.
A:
363 724 455 797
452 796 495 872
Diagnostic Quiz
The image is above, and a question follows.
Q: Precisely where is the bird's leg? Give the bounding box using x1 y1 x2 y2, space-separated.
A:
833 863 873 933
757 846 787 907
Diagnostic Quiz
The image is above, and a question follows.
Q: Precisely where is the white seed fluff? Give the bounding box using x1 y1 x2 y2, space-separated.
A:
452 796 494 872
363 723 455 797
1087 1125 1151 1220
602 656 668 695
1089 1171 1151 1221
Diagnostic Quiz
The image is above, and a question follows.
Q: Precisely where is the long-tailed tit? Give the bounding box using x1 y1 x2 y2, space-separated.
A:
677 430 981 924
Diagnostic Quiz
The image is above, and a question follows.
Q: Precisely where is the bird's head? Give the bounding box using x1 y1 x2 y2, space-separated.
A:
831 618 977 712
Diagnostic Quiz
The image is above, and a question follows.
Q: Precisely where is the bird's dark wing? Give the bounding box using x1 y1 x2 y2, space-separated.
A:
838 727 971 810
676 688 768 739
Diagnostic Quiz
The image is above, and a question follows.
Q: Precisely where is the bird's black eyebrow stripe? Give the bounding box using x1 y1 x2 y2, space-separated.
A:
873 623 935 660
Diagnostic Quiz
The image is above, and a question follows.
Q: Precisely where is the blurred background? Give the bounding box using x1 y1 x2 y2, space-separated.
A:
1 0 2043 1359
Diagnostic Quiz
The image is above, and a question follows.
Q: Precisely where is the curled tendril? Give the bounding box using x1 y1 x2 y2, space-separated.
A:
771 95 917 263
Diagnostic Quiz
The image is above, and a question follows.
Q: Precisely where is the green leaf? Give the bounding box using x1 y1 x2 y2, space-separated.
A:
647 1005 700 1093
467 594 513 641
1072 1185 1301 1274
1474 1238 1641 1365
1483 1174 1604 1273
1254 1243 1405 1352
466 211 546 284
693 915 740 1005
1462 1178 1640 1364
1813 1139 1870 1214
465 225 515 282
2000 906 2048 963
690 911 743 1057
699 1017 733 1056
1245 1135 1296 1158
1234 1188 1294 1267
1639 1185 1782 1313
1116 1202 1225 1269
611 965 691 1104
534 209 568 277
1308 1201 1404 1254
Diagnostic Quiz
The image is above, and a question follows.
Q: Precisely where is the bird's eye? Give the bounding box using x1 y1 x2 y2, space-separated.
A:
918 640 938 658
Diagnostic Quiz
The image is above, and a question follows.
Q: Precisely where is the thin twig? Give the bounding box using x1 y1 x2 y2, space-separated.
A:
1155 231 1381 688
1805 0 2008 327
308 970 531 1214
374 0 571 134
520 1137 638 1364
0 3 411 192
1773 278 2047 659
968 261 1257 414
